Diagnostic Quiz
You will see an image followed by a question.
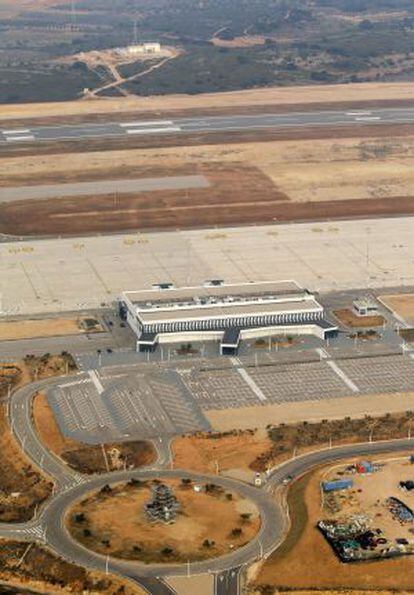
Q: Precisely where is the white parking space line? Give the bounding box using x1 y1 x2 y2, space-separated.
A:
120 120 174 128
326 360 359 393
231 360 267 402
126 126 181 135
88 369 104 395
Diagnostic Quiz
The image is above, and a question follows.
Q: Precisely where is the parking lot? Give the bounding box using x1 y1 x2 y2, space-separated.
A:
48 369 210 444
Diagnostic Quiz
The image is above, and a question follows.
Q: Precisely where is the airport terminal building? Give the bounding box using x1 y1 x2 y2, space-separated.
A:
119 280 337 354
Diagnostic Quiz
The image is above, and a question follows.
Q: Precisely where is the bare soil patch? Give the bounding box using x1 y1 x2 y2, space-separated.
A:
333 309 385 328
0 539 141 594
172 429 271 475
255 455 414 592
0 317 101 341
379 293 414 326
33 392 156 474
68 478 260 564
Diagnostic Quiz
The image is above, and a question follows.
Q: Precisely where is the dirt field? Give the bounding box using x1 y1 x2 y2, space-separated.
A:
172 429 271 476
333 309 385 328
0 317 101 341
379 294 414 326
68 478 260 564
1 82 414 121
0 539 142 594
254 455 414 592
33 392 156 474
3 132 414 234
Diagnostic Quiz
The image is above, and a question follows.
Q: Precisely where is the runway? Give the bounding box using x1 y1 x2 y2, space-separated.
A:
2 106 414 144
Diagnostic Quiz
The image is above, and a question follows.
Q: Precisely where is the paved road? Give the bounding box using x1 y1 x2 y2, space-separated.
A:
1 107 414 144
4 375 414 594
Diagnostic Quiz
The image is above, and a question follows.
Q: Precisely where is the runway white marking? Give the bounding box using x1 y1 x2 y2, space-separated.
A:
326 360 359 393
354 116 381 121
2 128 31 134
126 127 181 135
346 111 372 116
120 120 174 128
6 135 35 142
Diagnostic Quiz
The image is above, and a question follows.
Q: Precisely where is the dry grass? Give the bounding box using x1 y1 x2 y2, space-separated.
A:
333 308 385 328
68 478 260 563
0 318 92 341
3 135 414 206
0 403 52 522
0 539 142 594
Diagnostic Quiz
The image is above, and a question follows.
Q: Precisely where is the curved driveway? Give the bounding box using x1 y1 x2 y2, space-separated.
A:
3 374 414 593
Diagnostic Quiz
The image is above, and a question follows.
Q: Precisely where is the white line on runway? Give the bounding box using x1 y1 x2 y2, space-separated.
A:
120 120 174 128
346 111 372 116
126 127 181 135
354 116 381 121
2 128 31 134
6 135 35 142
326 360 359 393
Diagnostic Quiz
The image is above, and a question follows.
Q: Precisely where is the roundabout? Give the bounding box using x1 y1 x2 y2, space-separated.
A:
66 476 261 564
3 373 414 594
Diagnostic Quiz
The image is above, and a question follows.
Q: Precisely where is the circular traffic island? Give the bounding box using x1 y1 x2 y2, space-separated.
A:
67 477 261 564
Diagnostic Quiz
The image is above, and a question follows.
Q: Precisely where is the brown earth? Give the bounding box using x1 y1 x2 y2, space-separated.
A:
68 478 260 564
33 392 156 474
255 455 414 592
0 539 142 594
172 429 271 476
333 308 385 328
3 190 414 236
0 317 100 341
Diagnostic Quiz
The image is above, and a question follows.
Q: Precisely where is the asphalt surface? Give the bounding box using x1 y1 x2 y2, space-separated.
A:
0 175 210 203
3 374 414 594
2 107 414 144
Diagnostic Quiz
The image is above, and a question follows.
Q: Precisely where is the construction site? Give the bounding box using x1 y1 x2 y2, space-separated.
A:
319 457 414 562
